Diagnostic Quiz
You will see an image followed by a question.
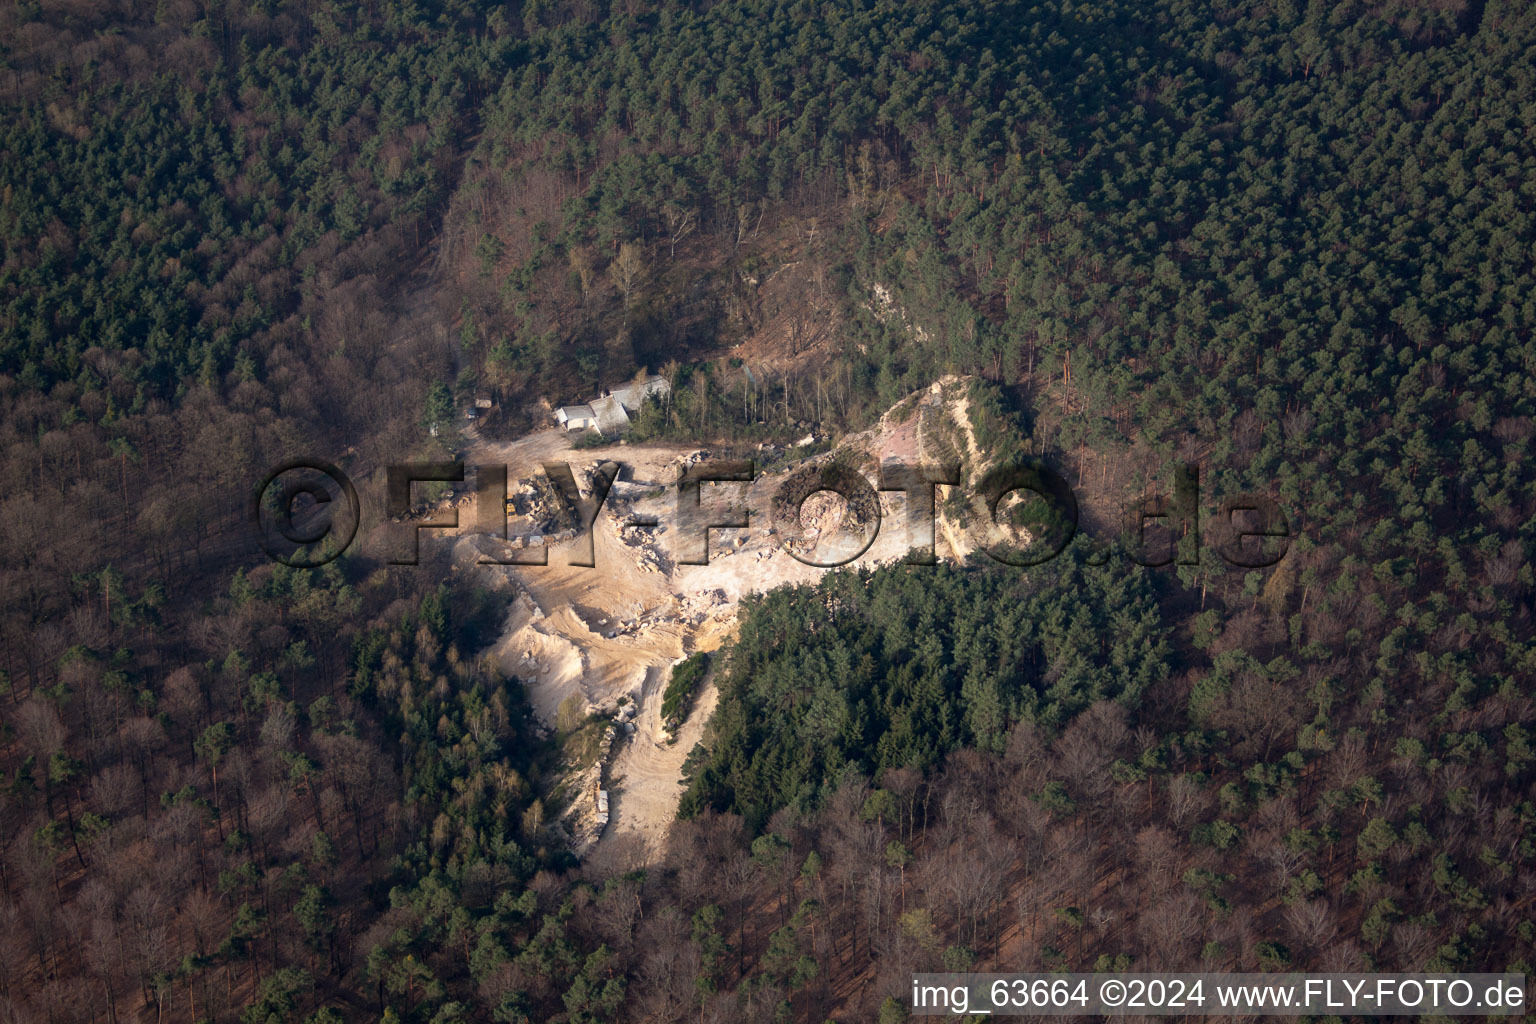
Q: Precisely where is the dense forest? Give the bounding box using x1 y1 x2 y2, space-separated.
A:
2 0 1535 1019
679 556 1169 830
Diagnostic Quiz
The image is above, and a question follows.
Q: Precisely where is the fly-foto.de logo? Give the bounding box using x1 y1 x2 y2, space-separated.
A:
252 457 1291 571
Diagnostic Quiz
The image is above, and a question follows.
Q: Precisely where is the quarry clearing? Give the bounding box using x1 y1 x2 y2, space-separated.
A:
425 378 991 863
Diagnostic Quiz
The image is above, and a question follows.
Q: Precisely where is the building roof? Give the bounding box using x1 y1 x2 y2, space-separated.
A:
553 376 668 433
609 375 670 412
590 394 631 435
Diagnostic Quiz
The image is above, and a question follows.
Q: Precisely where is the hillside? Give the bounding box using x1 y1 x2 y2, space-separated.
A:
0 0 1534 1021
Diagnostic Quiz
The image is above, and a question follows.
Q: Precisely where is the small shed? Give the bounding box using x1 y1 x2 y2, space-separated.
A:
556 404 597 431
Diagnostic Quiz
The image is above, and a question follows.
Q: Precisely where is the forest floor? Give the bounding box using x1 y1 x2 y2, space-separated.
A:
435 377 996 863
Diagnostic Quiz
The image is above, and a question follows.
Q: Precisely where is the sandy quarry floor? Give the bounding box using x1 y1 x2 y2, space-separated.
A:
430 378 987 863
581 665 721 873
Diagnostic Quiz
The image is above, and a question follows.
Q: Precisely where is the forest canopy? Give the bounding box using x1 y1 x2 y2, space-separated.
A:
680 555 1170 831
1 0 1534 1020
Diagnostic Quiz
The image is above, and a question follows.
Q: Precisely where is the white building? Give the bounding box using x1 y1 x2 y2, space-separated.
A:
555 403 597 431
554 376 669 436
